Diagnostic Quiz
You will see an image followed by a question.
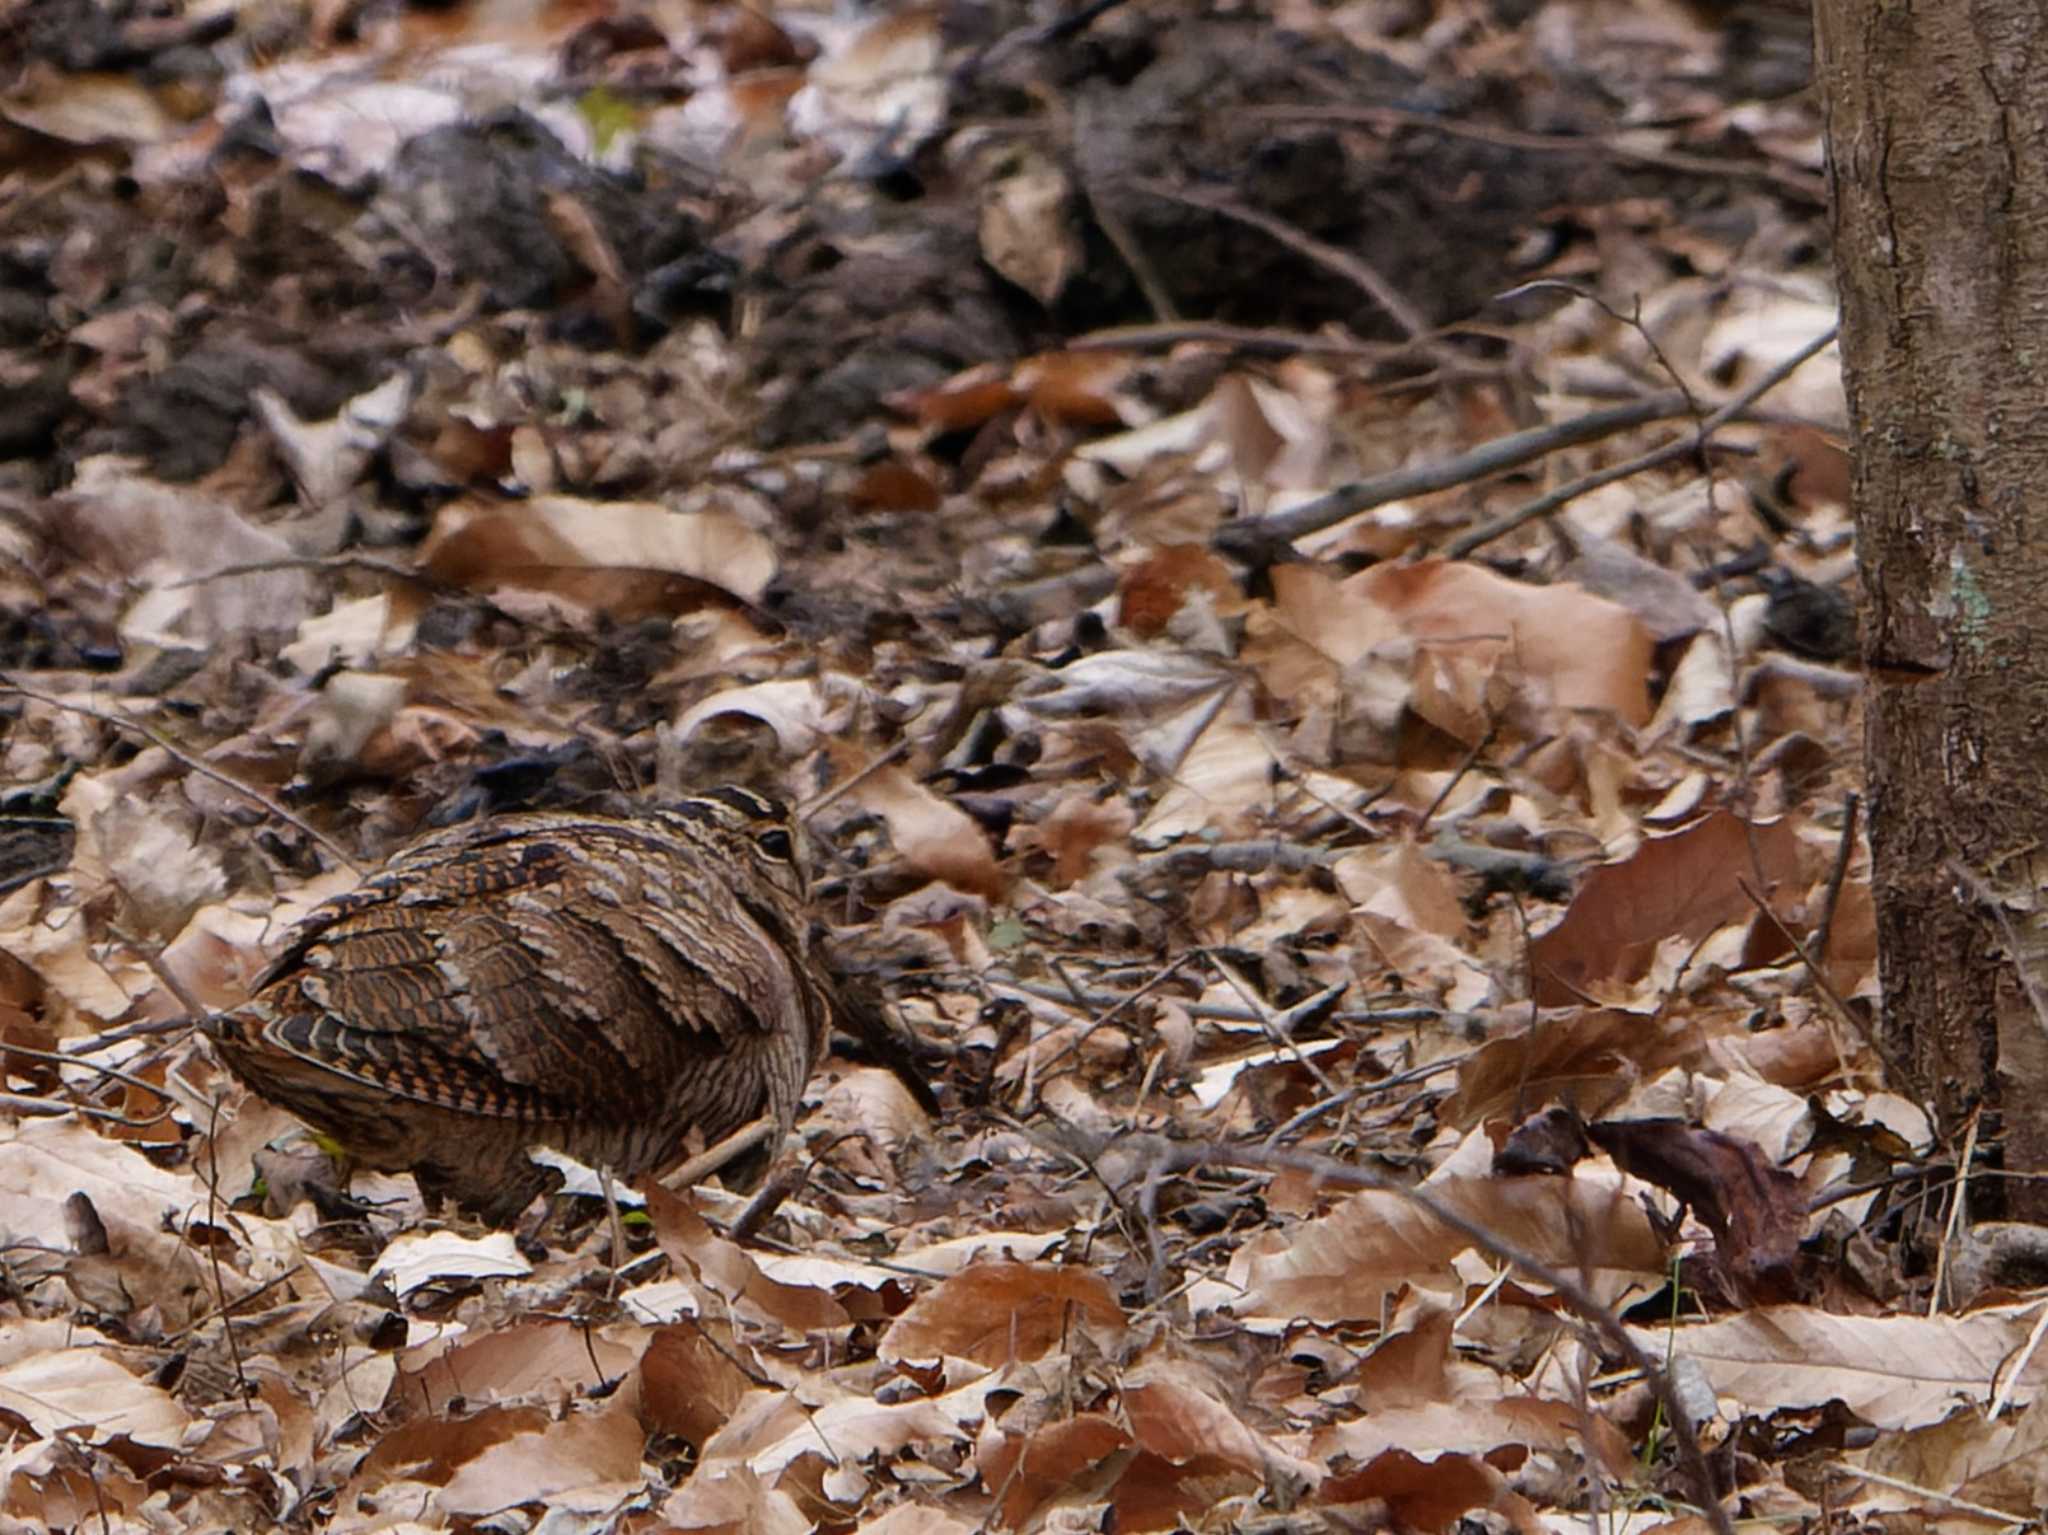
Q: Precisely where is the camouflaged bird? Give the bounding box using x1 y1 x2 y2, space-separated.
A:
206 787 833 1223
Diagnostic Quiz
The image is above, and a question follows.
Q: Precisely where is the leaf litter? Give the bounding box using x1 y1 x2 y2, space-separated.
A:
0 0 1994 1530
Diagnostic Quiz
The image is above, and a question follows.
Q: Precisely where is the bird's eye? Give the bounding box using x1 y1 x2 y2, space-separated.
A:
756 828 794 861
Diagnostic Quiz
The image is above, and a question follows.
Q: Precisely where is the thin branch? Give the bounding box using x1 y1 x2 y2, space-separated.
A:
1146 1138 1736 1535
1812 793 1861 963
1250 103 1828 206
1065 321 1410 359
0 679 361 874
1445 323 1839 558
1135 177 1433 340
1223 392 1695 550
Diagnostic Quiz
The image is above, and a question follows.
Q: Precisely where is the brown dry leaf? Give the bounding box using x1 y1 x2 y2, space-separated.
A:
0 1319 189 1446
1015 791 1135 888
892 364 1021 433
1317 1448 1519 1535
978 1412 1133 1529
1333 841 1468 938
1122 1355 1322 1485
1587 1120 1808 1300
297 670 409 785
0 1438 151 1530
348 1402 550 1500
812 1065 932 1184
253 371 413 519
0 68 174 144
0 885 141 1030
1441 1010 1700 1129
647 1183 849 1334
697 1371 1003 1485
0 1116 255 1330
660 1463 813 1535
1826 874 1880 999
43 456 317 643
879 1262 1126 1367
376 1229 531 1297
1630 1305 2048 1430
421 496 779 613
1225 1130 1667 1323
1529 810 1806 1006
1117 543 1241 640
1349 560 1654 725
1848 1388 2048 1518
438 1394 646 1516
1562 536 1723 644
396 1318 647 1414
638 1323 759 1447
1134 697 1276 843
1245 562 1405 705
282 592 414 674
673 678 850 758
61 773 227 940
1017 351 1138 427
979 151 1081 308
1310 1306 1589 1469
854 765 1005 901
854 1506 978 1535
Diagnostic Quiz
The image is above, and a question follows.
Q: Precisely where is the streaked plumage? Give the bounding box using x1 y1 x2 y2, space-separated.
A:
207 787 832 1223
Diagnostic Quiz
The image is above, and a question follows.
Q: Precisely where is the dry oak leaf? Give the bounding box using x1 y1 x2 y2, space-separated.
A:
421 496 778 615
1226 1129 1667 1324
853 765 1006 901
1316 1448 1529 1535
1309 1304 1615 1468
647 1182 849 1335
437 1395 646 1517
1346 559 1654 725
1589 1119 1808 1301
0 1319 188 1447
659 1464 811 1535
978 1412 1133 1529
879 1261 1127 1368
1529 809 1806 1007
1627 1305 2048 1431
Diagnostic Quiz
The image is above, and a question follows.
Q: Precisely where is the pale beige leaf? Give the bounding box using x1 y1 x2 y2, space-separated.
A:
1227 1130 1667 1323
1631 1306 2048 1430
0 1323 188 1446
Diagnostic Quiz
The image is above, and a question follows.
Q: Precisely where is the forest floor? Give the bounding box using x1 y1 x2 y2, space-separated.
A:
1 1 2021 1532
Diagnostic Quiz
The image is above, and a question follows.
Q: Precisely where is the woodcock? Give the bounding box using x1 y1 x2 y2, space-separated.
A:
206 786 833 1223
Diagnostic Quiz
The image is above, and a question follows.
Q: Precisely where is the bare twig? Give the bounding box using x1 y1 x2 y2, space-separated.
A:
1824 1462 2025 1524
659 1117 778 1192
1737 878 1871 1072
0 1091 167 1126
1930 1112 1981 1318
1444 324 1839 558
1206 953 1337 1095
797 740 912 823
1146 1139 1736 1535
1260 1053 1469 1148
1812 793 1862 963
990 978 1439 1028
1415 724 1497 834
1134 177 1432 339
1065 321 1409 359
0 679 360 874
1224 392 1695 550
1251 103 1828 206
168 553 448 591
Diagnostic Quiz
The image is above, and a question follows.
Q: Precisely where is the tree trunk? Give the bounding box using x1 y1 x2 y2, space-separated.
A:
1815 1 2048 1211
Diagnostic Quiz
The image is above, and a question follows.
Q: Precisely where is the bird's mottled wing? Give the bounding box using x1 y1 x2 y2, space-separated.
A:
240 813 803 1121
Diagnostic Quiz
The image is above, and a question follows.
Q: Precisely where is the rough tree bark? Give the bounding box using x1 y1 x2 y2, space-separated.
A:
1815 2 2048 1212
